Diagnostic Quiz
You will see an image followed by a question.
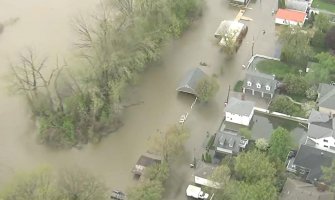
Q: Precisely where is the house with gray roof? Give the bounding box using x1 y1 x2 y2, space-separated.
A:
280 178 334 200
317 83 335 116
176 67 208 96
291 144 335 183
224 97 255 126
242 70 277 98
213 129 248 156
286 0 309 12
306 110 335 153
132 153 161 177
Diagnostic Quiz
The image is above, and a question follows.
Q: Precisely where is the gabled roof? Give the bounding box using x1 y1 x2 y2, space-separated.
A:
308 109 331 124
285 0 309 12
318 83 335 110
280 178 334 200
214 129 242 154
293 144 335 182
135 153 161 167
275 9 307 23
224 97 254 116
243 70 277 94
307 124 334 139
176 67 207 96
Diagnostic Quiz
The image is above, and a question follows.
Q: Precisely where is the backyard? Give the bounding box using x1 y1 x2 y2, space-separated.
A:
312 0 335 13
255 59 298 80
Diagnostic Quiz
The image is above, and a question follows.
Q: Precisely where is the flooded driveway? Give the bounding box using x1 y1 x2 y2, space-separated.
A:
0 0 278 197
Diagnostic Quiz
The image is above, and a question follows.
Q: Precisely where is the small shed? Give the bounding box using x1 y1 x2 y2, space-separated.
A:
132 153 161 176
176 67 208 96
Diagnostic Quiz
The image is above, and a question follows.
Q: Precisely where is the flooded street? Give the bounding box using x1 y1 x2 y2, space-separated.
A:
0 0 278 197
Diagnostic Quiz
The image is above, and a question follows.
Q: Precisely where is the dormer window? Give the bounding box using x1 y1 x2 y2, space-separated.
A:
247 81 252 86
256 83 261 89
266 85 270 91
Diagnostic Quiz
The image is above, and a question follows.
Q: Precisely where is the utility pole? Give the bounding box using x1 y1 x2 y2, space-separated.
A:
226 85 231 105
251 36 255 56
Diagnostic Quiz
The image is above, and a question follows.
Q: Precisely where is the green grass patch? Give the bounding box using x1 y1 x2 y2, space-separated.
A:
289 94 308 103
256 60 298 80
234 80 244 92
312 0 335 13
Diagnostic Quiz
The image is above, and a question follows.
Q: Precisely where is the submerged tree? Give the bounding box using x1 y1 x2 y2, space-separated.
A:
195 77 219 103
150 125 189 162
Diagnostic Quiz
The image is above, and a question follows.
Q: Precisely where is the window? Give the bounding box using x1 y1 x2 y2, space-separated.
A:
247 81 252 86
324 145 329 148
324 139 328 143
256 83 261 89
265 85 270 91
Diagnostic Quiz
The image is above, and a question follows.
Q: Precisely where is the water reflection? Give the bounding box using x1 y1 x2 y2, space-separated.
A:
225 112 307 144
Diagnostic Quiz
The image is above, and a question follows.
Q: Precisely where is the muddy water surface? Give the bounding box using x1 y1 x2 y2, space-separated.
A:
0 0 278 196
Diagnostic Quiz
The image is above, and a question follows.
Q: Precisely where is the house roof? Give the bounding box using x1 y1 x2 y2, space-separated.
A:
308 109 331 124
275 9 307 23
318 83 335 110
214 129 242 154
135 153 161 167
280 178 334 200
243 70 277 94
293 144 335 182
214 20 245 38
194 163 216 179
176 67 207 96
285 0 309 12
224 97 254 116
307 124 334 139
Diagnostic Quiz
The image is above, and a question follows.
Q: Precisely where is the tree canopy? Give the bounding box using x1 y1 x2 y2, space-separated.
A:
279 26 313 67
0 167 107 200
283 74 308 96
228 179 278 200
325 26 335 50
195 77 219 103
234 150 276 183
268 127 292 162
322 160 335 191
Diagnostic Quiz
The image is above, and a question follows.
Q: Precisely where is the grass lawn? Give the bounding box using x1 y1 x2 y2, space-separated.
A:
312 0 335 13
255 60 298 80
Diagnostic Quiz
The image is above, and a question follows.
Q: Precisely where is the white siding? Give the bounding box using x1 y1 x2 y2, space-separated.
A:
309 136 335 153
275 17 299 26
225 109 254 126
194 176 220 189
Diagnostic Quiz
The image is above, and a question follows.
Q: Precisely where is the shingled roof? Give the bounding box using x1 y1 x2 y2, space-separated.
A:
280 178 334 200
318 83 335 111
176 67 208 96
293 144 335 182
224 97 254 116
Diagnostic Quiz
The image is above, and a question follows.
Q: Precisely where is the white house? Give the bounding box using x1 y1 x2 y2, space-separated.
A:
306 109 335 153
224 97 255 126
275 9 307 26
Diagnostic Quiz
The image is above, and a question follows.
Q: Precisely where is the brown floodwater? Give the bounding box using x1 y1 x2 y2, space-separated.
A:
0 0 278 196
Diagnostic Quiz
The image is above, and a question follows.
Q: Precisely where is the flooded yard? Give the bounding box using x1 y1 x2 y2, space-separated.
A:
225 111 308 144
0 0 279 198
